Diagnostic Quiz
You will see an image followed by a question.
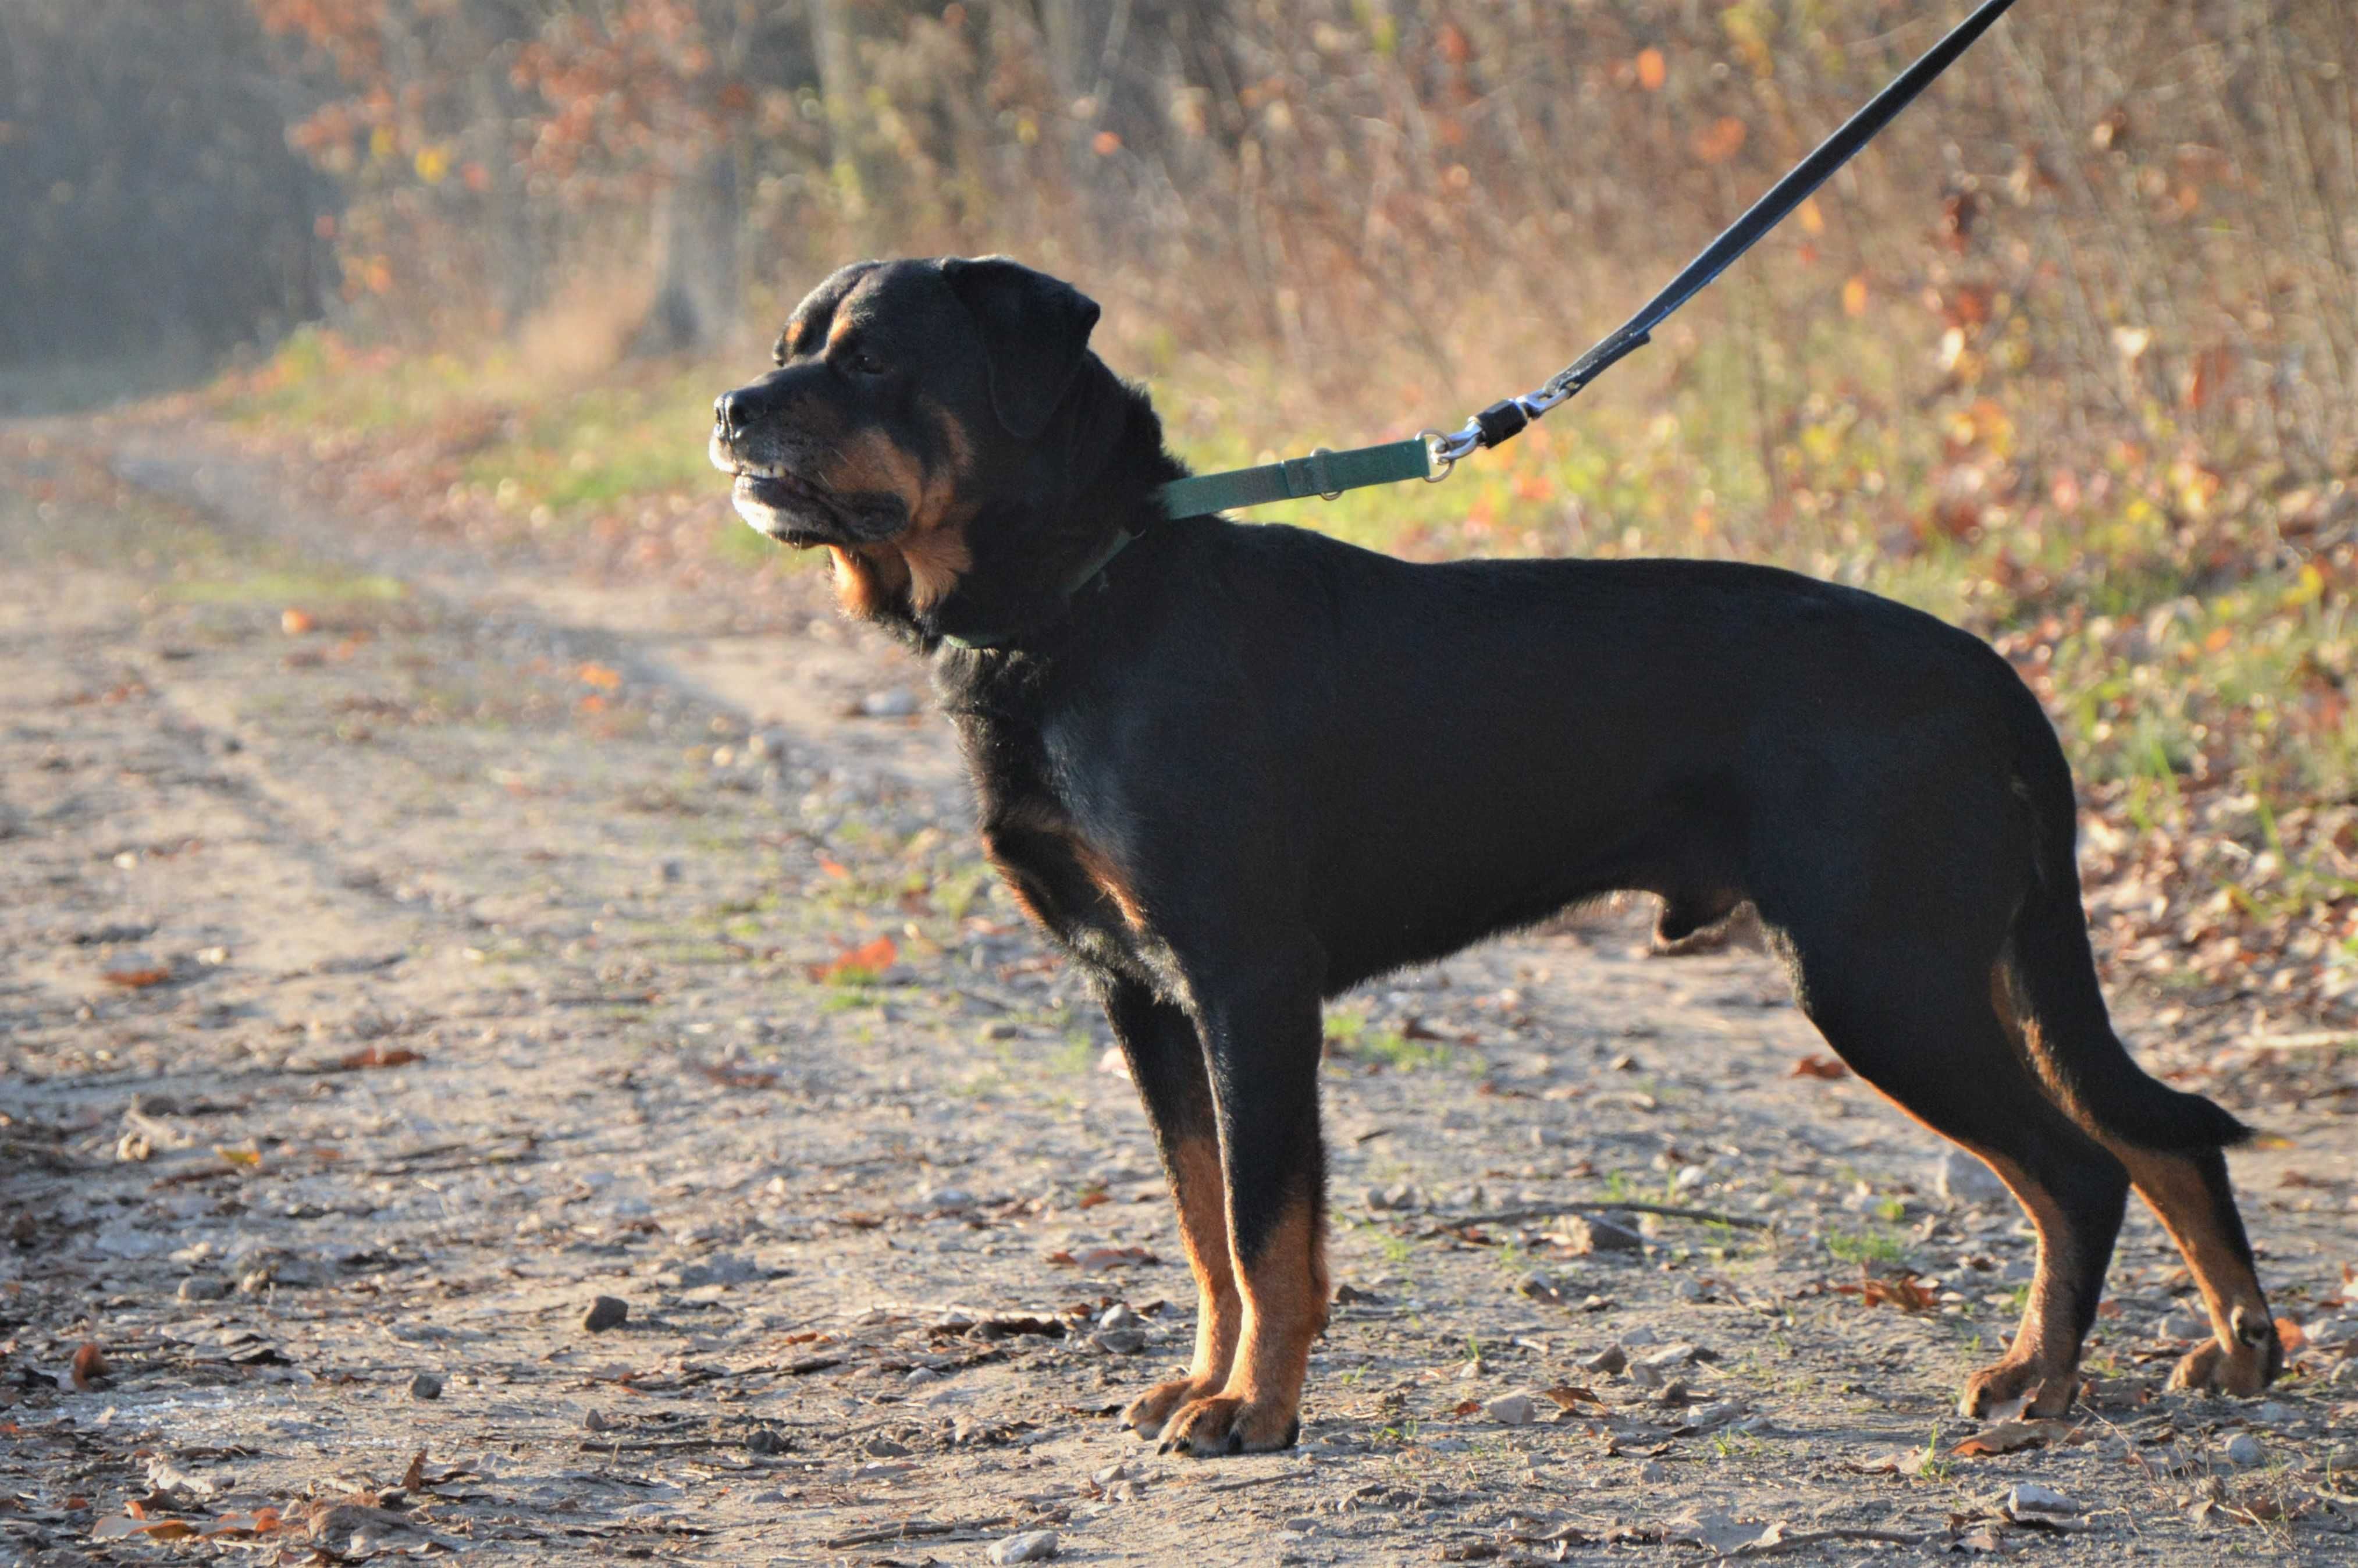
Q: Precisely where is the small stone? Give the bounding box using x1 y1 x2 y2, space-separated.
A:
1098 1303 1140 1330
2224 1433 2265 1467
407 1373 443 1402
1635 1459 1669 1482
862 1435 911 1458
1093 1328 1146 1354
1641 1343 1703 1369
581 1296 628 1332
1516 1272 1564 1304
176 1274 226 1303
1619 1326 1661 1347
584 1409 613 1432
1934 1148 2010 1206
2001 1482 2080 1523
987 1528 1059 1564
2156 1309 2209 1342
1560 1216 1644 1256
2252 1401 2296 1427
860 688 920 719
923 1187 976 1211
1581 1345 1628 1375
745 1427 791 1454
1483 1392 1538 1426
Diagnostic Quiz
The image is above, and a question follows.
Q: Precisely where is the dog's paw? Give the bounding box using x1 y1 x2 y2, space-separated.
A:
1155 1393 1300 1457
1957 1356 2078 1419
1122 1376 1217 1441
2165 1328 2280 1399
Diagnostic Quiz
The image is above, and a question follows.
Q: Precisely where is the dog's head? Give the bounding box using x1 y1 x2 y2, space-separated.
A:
710 256 1105 622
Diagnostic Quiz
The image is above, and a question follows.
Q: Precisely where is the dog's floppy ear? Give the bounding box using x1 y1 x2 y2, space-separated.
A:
940 256 1101 440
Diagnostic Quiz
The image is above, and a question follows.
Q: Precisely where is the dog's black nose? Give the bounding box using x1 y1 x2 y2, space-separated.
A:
713 392 738 439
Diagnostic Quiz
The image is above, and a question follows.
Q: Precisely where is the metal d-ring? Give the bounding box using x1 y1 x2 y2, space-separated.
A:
1417 429 1458 482
1309 447 1342 502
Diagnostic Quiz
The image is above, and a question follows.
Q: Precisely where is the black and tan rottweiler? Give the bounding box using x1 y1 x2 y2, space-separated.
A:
709 256 2279 1456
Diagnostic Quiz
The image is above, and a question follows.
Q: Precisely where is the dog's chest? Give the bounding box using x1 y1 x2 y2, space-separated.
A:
955 710 1151 966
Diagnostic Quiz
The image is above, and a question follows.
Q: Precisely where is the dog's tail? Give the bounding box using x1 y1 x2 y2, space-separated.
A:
1998 674 2252 1153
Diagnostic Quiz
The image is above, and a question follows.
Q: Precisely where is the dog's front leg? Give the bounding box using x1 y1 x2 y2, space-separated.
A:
1097 977 1241 1439
1157 963 1329 1457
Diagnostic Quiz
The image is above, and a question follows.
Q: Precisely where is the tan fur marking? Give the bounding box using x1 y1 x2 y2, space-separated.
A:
1965 1146 2088 1411
899 521 973 612
1172 1137 1243 1385
826 545 909 619
2108 1144 2276 1391
1200 1193 1328 1443
976 830 1048 929
1990 966 2276 1392
1071 838 1149 931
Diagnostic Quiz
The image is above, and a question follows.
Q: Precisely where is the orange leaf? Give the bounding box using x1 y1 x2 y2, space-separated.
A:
1842 274 1870 318
1635 47 1666 91
1859 1273 1939 1312
280 607 316 635
1452 1398 1482 1417
1790 1054 1849 1080
69 1342 108 1389
819 858 850 880
102 966 171 989
816 936 897 982
1692 116 1748 164
2274 1317 2306 1353
577 662 622 690
336 1044 422 1071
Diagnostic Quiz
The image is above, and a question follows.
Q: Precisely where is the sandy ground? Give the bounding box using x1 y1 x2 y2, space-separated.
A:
2 419 2354 1566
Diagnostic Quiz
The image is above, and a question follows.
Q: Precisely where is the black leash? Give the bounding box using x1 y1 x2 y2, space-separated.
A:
1155 0 2021 521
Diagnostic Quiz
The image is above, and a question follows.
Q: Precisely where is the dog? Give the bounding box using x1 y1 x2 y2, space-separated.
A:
710 255 2281 1456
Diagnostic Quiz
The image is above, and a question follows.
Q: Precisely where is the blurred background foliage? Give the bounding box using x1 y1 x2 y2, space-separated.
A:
5 0 2357 1014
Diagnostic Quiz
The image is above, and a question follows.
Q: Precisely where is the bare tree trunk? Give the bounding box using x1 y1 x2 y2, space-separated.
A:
636 144 741 355
809 0 870 240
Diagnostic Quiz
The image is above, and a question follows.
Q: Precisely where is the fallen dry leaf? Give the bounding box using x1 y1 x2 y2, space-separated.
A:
1538 1385 1605 1410
280 607 315 635
812 935 896 982
92 1517 198 1541
1790 1054 1849 1080
101 965 171 989
2274 1317 2307 1353
337 1044 422 1071
1950 1419 2064 1457
68 1342 107 1390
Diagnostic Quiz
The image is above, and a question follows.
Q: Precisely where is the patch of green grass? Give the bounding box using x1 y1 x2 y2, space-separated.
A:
165 566 408 605
1823 1225 1909 1271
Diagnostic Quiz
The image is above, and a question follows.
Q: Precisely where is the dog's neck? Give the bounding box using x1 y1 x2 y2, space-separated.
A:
908 358 1186 653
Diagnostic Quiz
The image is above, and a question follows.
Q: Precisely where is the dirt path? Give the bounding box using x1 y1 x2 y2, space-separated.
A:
3 419 2353 1566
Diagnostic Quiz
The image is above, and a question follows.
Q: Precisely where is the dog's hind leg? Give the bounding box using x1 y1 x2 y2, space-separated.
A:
1777 934 2130 1417
1989 962 2282 1396
1097 977 1242 1440
1157 959 1329 1457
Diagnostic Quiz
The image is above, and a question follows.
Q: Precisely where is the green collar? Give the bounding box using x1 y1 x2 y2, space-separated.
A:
1153 435 1437 520
938 435 1436 650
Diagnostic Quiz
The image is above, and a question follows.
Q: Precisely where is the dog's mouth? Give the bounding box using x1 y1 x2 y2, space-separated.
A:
710 434 902 548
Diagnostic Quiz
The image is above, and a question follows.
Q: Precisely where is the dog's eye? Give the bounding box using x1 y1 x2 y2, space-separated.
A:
846 349 888 378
